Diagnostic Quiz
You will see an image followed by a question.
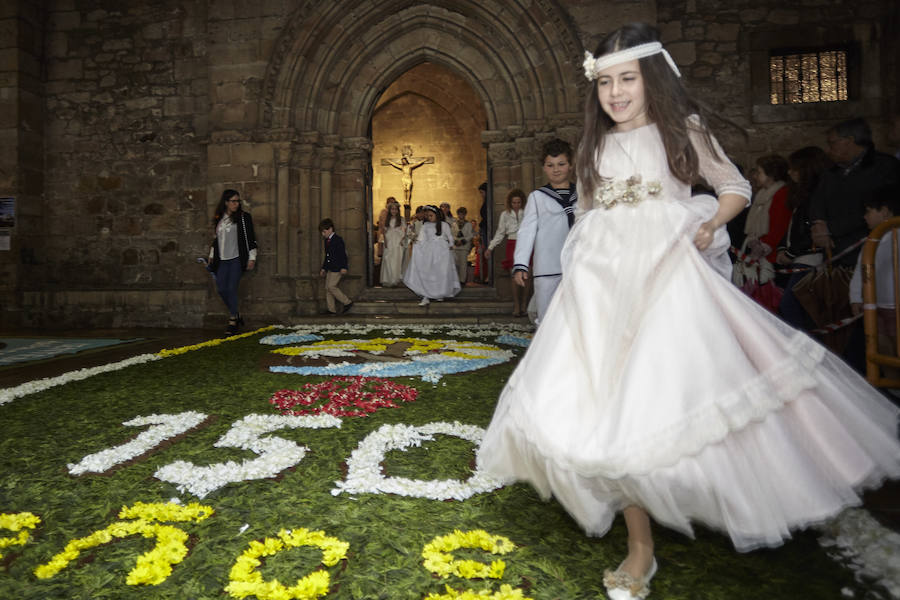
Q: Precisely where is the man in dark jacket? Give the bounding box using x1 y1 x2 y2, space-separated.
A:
810 118 900 266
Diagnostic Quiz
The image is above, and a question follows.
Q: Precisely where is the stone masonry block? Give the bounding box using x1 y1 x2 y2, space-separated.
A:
207 144 232 166
164 96 195 116
214 81 244 103
231 143 272 166
667 40 696 67
706 23 741 42
47 58 83 80
48 11 80 31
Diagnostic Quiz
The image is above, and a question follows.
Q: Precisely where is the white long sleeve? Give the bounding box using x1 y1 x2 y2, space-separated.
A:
488 210 521 251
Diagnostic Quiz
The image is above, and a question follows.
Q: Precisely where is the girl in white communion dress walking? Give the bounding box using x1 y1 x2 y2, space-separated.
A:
476 23 900 600
403 205 461 306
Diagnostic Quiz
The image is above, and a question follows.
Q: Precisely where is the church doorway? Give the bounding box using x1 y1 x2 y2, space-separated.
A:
368 62 488 288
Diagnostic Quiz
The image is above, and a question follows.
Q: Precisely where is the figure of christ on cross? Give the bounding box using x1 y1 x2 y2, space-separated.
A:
381 145 434 207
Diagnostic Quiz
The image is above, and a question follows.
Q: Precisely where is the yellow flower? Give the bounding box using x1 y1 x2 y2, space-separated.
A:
422 530 517 581
157 326 276 357
226 528 349 600
0 511 41 559
33 502 213 585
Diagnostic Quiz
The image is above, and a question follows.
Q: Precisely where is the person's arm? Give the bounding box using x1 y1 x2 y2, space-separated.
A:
242 213 258 269
512 194 539 274
487 211 509 252
849 252 864 313
335 236 349 272
690 122 751 250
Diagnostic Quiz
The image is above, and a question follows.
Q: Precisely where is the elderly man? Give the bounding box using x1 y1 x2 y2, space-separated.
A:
810 118 900 266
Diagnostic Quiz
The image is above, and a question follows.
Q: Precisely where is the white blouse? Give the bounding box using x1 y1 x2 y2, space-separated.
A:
488 209 523 251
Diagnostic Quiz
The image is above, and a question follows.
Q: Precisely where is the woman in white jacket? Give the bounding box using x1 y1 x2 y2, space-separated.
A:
486 189 528 316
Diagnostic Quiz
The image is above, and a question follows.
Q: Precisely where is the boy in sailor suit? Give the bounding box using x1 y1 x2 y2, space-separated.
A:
512 139 578 323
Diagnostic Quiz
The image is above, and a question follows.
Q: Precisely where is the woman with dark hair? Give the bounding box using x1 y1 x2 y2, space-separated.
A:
208 189 257 334
402 205 460 306
776 146 833 328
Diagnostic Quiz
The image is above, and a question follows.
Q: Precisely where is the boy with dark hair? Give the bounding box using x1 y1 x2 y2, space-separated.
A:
319 218 353 314
850 185 900 375
512 138 578 323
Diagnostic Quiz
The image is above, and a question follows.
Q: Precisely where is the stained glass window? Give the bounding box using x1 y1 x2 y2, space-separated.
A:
769 49 848 104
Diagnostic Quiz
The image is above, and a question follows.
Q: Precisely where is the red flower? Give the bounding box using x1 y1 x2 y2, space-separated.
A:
268 377 418 417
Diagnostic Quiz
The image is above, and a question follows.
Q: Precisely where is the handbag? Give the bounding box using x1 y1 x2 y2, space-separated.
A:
791 248 854 353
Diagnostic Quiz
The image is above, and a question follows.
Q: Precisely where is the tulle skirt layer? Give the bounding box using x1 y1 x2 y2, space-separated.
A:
477 197 900 551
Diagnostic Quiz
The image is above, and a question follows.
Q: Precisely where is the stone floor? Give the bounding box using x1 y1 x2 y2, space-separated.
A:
1 318 898 536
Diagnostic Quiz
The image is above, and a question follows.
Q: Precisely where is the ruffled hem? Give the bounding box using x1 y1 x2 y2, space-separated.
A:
479 371 900 550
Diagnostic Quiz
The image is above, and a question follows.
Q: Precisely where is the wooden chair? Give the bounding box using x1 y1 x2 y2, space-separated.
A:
862 216 900 387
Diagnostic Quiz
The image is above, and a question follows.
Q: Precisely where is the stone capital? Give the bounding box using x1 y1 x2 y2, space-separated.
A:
487 142 519 165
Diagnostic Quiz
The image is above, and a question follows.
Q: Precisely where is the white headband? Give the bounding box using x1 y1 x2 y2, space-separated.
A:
583 41 681 80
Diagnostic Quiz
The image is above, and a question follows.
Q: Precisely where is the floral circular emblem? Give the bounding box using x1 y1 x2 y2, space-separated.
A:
270 376 417 418
265 338 514 383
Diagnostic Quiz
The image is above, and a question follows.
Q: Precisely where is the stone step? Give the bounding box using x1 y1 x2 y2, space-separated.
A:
356 283 499 302
345 298 515 316
346 283 511 315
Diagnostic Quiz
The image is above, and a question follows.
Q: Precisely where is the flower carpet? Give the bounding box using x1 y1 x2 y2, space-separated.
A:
0 322 897 599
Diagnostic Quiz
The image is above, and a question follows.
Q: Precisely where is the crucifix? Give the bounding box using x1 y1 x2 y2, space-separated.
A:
381 145 434 211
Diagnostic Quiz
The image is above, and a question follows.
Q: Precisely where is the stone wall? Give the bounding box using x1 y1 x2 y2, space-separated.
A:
656 0 897 163
11 0 212 327
0 1 44 326
1 0 896 329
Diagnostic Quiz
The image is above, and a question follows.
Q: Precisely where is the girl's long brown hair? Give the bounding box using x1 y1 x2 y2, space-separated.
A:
576 23 742 204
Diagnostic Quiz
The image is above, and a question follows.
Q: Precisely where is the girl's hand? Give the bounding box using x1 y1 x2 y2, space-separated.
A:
693 220 717 251
484 248 491 259
246 260 256 271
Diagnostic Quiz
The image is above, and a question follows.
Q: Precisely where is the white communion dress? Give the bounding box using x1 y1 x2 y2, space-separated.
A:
477 121 900 552
403 221 461 300
380 219 406 287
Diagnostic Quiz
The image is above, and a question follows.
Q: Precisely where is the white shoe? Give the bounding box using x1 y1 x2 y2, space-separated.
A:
418 297 430 306
603 557 657 600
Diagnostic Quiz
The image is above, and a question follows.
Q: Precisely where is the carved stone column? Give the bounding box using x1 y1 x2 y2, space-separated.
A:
273 139 293 276
515 137 536 191
297 131 321 278
335 136 372 294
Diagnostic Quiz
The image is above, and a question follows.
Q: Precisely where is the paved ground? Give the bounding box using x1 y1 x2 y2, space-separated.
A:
1 320 898 536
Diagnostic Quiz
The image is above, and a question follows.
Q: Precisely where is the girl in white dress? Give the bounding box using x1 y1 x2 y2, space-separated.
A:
403 205 461 306
477 23 900 600
380 200 406 286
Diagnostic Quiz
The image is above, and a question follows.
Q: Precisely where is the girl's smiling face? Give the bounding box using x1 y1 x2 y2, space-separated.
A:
596 59 648 132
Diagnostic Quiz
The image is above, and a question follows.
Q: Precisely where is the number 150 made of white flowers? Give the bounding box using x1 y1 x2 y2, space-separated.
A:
66 412 504 501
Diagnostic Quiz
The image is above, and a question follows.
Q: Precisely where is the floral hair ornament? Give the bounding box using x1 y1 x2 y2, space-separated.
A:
423 205 440 213
583 41 681 81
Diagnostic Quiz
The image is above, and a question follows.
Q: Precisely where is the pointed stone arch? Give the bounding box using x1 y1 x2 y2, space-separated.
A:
261 0 585 134
251 0 586 311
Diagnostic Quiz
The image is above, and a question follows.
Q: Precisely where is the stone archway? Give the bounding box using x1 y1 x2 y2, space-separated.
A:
254 0 585 313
